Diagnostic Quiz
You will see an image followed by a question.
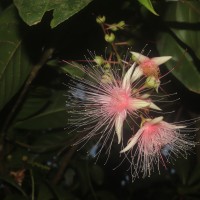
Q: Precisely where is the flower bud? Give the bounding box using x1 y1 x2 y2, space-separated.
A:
109 21 126 31
7 154 12 160
103 63 111 69
117 21 125 29
101 74 112 84
96 15 106 24
145 76 160 92
109 24 118 31
94 56 105 66
105 33 115 43
22 155 28 161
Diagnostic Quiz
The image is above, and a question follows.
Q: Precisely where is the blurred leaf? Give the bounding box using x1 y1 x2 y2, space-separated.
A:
157 32 200 93
71 159 90 196
38 182 54 200
4 195 27 200
0 6 32 111
0 175 27 197
14 90 67 130
29 130 73 152
164 2 200 59
13 0 93 28
48 184 79 200
138 0 158 16
91 190 117 200
173 158 192 185
15 87 51 121
187 163 200 186
90 164 104 185
47 60 85 78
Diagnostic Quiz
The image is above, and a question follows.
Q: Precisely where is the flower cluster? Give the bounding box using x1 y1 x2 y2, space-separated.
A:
66 51 197 180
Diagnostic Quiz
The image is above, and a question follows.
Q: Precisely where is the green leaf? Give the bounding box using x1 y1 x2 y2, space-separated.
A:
29 130 73 152
0 175 28 197
90 165 104 185
14 90 67 130
47 60 85 78
0 6 32 111
157 32 200 93
13 0 93 28
38 182 54 200
4 195 28 200
138 0 158 16
164 2 200 59
15 87 51 121
94 190 117 200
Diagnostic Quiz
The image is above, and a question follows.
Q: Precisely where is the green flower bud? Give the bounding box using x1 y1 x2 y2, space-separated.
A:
101 74 112 84
96 15 106 24
94 56 105 66
103 63 111 69
145 76 160 92
22 155 28 161
105 33 115 43
109 21 125 31
117 21 125 29
131 54 139 62
7 154 12 160
110 24 118 31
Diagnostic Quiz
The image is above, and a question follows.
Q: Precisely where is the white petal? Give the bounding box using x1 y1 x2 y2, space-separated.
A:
120 130 143 153
131 99 150 110
149 102 162 110
151 56 172 66
122 64 135 89
150 116 164 124
131 66 143 83
140 93 150 99
115 112 126 144
131 51 149 63
173 125 186 129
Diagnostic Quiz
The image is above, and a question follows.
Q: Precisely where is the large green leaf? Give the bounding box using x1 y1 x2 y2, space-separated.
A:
14 90 67 130
0 6 32 111
47 60 85 78
27 130 73 152
0 175 28 197
157 32 200 93
138 0 158 16
164 2 200 59
13 0 93 28
14 87 51 121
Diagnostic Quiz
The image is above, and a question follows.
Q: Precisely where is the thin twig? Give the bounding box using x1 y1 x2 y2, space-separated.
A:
30 169 35 200
86 160 98 200
1 48 54 136
52 146 77 185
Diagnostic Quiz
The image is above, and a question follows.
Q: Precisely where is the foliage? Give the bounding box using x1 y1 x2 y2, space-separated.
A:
0 0 200 200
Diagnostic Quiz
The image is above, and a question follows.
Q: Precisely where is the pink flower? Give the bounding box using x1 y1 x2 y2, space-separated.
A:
67 61 161 155
130 52 172 80
120 116 196 179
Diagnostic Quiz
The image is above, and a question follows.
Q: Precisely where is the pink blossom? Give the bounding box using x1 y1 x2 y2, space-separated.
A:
67 61 161 156
120 116 196 179
130 52 172 80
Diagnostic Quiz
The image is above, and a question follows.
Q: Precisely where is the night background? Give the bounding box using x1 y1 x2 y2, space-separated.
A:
0 0 200 199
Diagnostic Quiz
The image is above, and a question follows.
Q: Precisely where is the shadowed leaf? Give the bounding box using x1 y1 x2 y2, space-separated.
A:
138 0 158 16
164 2 200 59
14 90 66 130
14 0 93 28
157 32 200 93
0 6 32 111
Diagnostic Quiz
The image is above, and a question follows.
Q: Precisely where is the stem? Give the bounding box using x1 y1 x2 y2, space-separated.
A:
1 48 54 136
52 146 77 185
86 160 98 200
182 0 200 15
30 169 35 200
